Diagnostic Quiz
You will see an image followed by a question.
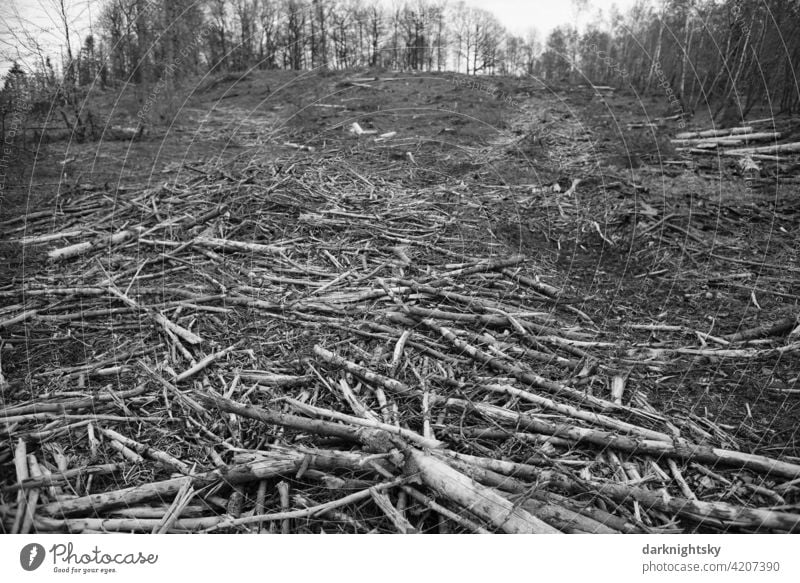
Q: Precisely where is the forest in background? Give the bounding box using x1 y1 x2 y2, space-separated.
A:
2 0 800 133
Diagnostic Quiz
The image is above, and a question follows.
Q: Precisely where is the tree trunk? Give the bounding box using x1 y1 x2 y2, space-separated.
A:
679 0 693 104
646 3 666 91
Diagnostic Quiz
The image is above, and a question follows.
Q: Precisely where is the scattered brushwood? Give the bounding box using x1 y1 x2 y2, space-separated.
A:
2 137 800 535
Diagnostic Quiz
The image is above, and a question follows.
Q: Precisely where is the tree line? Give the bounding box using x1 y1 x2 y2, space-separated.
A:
556 0 800 117
88 0 531 80
3 0 800 120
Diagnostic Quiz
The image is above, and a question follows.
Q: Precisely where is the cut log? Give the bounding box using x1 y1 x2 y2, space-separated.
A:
671 132 780 148
722 315 799 343
675 127 753 139
193 236 287 255
405 449 561 534
48 228 141 261
725 141 800 155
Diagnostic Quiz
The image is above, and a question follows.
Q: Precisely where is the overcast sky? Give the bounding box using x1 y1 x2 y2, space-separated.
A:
465 0 637 37
0 0 641 77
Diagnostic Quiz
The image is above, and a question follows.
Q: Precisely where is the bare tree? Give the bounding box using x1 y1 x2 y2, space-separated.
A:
678 0 694 105
365 4 383 67
208 0 230 70
55 0 76 86
646 0 668 91
257 0 280 69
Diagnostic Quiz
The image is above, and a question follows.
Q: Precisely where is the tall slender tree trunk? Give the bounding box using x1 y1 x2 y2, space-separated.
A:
646 2 666 91
472 23 479 75
679 0 694 103
311 0 328 68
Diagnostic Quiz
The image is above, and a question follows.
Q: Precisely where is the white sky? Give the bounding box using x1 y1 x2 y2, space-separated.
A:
464 0 639 38
0 0 104 75
0 0 643 77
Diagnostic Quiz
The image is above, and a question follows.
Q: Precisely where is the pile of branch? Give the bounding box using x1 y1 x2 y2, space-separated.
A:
2 152 799 534
671 123 800 160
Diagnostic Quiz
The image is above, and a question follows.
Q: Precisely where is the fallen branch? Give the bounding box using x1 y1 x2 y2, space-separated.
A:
405 448 560 534
438 397 800 479
313 345 413 395
48 228 141 261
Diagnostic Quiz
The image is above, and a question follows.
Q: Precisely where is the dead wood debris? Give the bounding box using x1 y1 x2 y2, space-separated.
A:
1 151 800 534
